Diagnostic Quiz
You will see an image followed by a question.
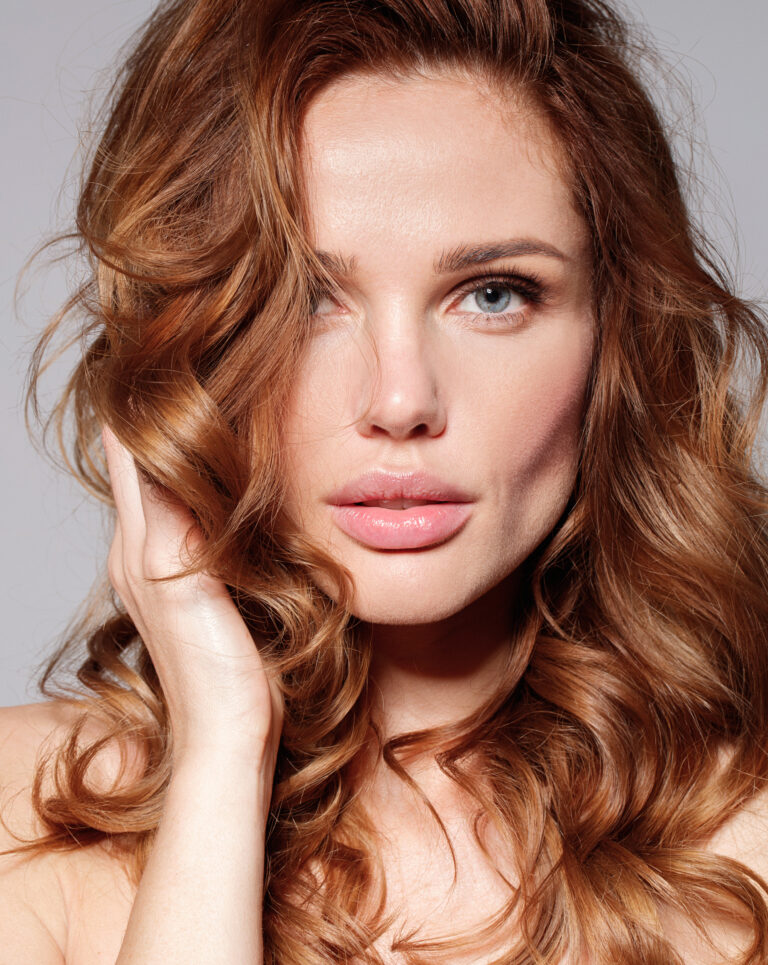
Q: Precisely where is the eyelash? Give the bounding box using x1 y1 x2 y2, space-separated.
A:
452 270 546 327
308 269 547 328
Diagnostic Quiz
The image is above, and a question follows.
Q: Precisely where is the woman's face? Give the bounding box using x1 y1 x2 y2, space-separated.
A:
283 70 594 625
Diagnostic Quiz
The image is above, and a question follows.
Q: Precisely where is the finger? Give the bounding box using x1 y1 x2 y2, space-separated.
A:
134 458 203 578
107 514 129 607
102 423 147 553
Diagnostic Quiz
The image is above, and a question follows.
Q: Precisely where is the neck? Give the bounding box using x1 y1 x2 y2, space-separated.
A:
362 571 520 741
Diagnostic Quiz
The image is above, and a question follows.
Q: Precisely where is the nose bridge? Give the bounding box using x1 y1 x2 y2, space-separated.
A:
355 301 446 440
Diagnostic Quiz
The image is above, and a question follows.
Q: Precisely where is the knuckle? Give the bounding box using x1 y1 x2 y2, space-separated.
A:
141 547 176 582
122 555 148 588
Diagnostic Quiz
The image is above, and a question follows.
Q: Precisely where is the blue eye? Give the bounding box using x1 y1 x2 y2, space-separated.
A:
454 272 545 325
460 283 523 315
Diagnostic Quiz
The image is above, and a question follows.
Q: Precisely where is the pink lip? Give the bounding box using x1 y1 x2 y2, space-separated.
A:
327 469 473 550
327 468 472 506
330 503 472 550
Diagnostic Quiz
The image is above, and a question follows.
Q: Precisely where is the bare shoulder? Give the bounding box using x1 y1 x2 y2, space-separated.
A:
0 699 106 839
0 700 136 965
659 774 768 964
0 699 81 789
0 701 81 964
705 775 768 885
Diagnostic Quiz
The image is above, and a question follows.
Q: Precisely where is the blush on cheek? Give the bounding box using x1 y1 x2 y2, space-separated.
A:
509 419 581 527
499 343 592 531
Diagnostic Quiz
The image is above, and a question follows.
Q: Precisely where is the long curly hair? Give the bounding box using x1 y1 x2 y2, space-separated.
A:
11 0 768 961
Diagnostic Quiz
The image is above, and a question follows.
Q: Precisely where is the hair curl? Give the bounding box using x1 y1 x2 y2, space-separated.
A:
9 0 768 961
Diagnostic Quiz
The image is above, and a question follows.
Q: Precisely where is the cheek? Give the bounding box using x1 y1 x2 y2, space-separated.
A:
284 340 344 438
483 326 592 515
281 347 351 508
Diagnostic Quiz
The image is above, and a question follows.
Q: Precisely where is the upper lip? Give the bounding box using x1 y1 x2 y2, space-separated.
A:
327 469 473 505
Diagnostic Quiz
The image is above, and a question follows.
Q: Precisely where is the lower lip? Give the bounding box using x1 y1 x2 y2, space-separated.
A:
329 502 472 550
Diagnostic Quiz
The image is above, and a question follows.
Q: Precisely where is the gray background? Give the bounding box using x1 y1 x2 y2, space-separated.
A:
2 0 766 707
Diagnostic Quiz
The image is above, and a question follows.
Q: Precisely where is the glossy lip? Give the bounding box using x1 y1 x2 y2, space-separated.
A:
326 468 473 506
327 469 474 550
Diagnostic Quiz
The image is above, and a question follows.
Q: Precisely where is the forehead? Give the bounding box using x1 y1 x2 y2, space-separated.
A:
298 70 588 264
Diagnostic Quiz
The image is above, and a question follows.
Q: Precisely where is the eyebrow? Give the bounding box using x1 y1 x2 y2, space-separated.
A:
314 238 568 278
435 238 568 273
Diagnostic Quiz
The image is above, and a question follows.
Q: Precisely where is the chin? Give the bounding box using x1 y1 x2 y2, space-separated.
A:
308 552 480 623
348 591 471 625
340 560 517 626
307 516 553 626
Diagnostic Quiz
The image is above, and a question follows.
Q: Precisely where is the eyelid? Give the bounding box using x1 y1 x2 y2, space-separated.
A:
451 269 546 304
308 268 548 316
444 269 550 332
308 277 347 314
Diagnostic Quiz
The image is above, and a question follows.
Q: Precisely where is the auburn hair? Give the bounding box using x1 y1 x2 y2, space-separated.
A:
10 0 768 961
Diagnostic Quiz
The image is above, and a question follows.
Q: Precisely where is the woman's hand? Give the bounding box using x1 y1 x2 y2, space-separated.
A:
102 423 283 771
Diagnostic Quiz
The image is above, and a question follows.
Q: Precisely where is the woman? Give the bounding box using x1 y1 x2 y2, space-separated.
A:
2 0 768 961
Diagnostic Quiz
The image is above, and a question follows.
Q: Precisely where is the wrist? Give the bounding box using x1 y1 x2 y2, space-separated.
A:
170 717 277 764
168 746 277 820
171 733 278 786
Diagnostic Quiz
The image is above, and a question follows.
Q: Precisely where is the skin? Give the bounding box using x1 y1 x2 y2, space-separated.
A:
284 69 595 738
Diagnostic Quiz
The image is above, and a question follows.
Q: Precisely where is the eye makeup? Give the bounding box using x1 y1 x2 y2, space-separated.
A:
307 266 550 329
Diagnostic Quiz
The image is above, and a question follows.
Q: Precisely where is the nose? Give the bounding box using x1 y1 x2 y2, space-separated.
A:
355 320 447 441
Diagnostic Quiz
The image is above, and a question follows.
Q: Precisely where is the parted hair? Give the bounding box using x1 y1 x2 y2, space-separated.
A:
11 0 768 961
